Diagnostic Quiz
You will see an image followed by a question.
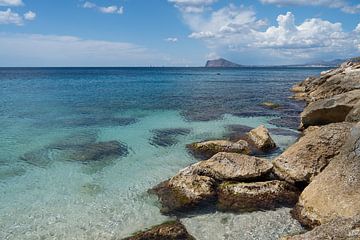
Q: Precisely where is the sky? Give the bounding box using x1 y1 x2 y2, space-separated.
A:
0 0 359 66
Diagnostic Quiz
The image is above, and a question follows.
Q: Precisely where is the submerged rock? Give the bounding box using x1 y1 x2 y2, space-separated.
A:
217 180 300 212
246 125 276 151
300 89 360 128
281 217 360 240
187 140 250 160
224 124 253 141
291 123 360 228
150 128 191 147
124 220 195 240
150 168 217 213
272 122 352 185
192 152 273 181
260 102 281 109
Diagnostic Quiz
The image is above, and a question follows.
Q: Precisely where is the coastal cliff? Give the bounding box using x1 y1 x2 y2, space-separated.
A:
124 60 360 239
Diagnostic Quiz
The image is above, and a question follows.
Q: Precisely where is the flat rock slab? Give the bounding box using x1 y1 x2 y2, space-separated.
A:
281 217 360 240
291 123 360 228
272 122 352 185
192 152 273 181
187 140 250 160
217 180 300 212
123 220 195 240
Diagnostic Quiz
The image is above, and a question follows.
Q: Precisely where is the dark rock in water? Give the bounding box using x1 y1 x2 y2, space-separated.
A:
281 217 360 240
48 131 98 149
205 58 242 68
268 116 301 130
181 109 224 122
224 124 253 141
150 128 191 147
217 180 300 212
21 148 59 167
260 102 281 109
123 220 196 240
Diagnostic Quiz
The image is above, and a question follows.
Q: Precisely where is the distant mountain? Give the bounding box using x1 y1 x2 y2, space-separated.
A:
299 57 360 67
205 58 242 67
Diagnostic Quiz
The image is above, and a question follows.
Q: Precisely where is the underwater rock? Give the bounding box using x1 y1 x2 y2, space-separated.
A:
260 102 281 109
0 165 26 181
217 180 300 212
187 140 250 160
272 122 352 185
149 128 191 147
192 152 273 181
224 124 253 141
246 125 276 151
124 220 196 240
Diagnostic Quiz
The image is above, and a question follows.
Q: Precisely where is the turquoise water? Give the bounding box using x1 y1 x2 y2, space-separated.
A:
0 67 326 239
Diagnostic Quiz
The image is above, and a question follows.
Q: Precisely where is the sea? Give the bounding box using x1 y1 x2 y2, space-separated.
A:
0 67 328 240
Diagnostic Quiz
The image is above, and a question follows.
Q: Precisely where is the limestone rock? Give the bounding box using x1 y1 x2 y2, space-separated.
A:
192 152 273 181
272 122 352 185
291 123 360 228
124 220 196 240
247 125 277 151
281 217 360 240
187 140 250 160
300 89 360 128
217 180 300 212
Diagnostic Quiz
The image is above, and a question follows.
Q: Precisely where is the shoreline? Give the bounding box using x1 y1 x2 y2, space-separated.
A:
126 60 360 239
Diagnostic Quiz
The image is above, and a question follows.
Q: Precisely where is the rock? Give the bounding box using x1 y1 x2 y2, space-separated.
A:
291 123 360 228
124 220 196 240
260 102 281 109
346 103 360 122
150 167 217 213
205 58 241 68
150 128 191 147
224 124 253 141
217 180 300 212
281 217 360 240
300 89 360 128
187 140 250 160
192 152 273 181
272 122 352 185
247 125 276 151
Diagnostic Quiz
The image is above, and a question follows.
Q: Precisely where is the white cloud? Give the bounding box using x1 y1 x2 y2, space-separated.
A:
165 37 178 42
169 0 218 13
0 0 23 6
83 1 124 15
24 10 36 21
189 31 216 39
355 23 360 33
260 0 360 14
0 8 23 25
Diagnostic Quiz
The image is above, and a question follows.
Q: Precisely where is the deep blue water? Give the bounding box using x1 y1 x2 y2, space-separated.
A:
0 67 327 240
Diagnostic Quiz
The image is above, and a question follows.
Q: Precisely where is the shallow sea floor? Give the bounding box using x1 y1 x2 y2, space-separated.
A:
0 109 303 240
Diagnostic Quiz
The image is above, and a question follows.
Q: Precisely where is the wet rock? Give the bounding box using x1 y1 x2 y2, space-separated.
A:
187 140 250 160
150 167 217 213
192 152 273 181
291 123 360 228
150 128 191 147
260 102 281 109
272 122 352 185
246 125 276 151
281 217 360 240
124 220 195 240
217 180 300 212
300 89 360 128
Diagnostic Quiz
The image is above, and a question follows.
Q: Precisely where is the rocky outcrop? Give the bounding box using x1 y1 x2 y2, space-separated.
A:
272 122 352 185
217 180 300 212
291 123 360 228
192 152 273 181
246 125 277 151
300 89 360 128
281 217 360 240
187 140 250 160
124 220 196 240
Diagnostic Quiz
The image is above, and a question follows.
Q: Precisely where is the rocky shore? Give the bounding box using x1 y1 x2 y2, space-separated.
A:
124 61 360 239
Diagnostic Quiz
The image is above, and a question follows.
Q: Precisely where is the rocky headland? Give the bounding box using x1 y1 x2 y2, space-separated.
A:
123 60 360 239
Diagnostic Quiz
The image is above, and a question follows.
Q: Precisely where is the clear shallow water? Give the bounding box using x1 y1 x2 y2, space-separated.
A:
0 67 326 239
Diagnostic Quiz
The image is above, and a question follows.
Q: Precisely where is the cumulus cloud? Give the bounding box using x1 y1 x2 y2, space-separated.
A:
169 0 218 13
0 8 23 25
24 10 36 21
83 1 124 15
165 37 178 42
260 0 360 14
0 0 23 6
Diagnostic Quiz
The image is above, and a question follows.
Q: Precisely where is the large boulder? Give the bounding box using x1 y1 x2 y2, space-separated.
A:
217 180 300 212
246 125 276 151
291 123 360 228
150 167 217 213
300 89 360 128
281 217 360 240
192 152 273 181
272 122 352 185
187 140 250 160
124 220 195 240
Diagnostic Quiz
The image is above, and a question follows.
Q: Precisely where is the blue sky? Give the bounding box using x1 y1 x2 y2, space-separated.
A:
0 0 359 66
